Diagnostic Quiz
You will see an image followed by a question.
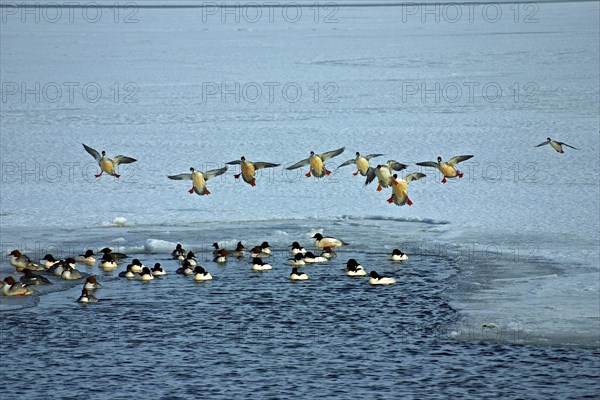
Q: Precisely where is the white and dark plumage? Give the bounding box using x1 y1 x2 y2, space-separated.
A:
226 156 280 187
171 244 186 260
151 263 167 276
229 242 245 257
76 250 96 266
182 251 197 267
7 250 43 271
168 166 228 196
99 254 118 270
213 249 227 264
535 137 578 153
320 247 337 259
346 259 367 277
193 266 213 281
303 251 328 263
290 267 308 281
365 160 409 191
312 233 348 248
41 254 60 269
388 173 426 206
19 268 52 285
176 260 194 276
99 248 128 263
77 289 98 303
137 267 154 281
286 147 345 178
250 246 270 258
251 258 272 271
286 253 305 266
416 155 473 184
2 277 34 296
391 249 408 261
84 276 102 290
337 151 384 176
82 143 136 179
368 271 396 285
129 259 145 274
61 263 83 280
118 264 136 279
290 242 307 255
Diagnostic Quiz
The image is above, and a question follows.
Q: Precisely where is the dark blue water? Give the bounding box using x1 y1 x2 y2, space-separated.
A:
1 221 598 399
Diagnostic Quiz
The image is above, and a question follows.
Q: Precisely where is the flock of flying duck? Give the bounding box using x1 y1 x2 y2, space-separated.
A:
81 137 576 206
3 233 410 302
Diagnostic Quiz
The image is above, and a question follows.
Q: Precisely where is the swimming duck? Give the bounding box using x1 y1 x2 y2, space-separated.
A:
171 244 186 260
250 246 270 258
83 276 102 290
312 233 348 248
287 147 345 178
137 267 154 281
41 254 60 269
129 259 145 273
183 251 197 267
290 267 308 281
193 266 213 281
388 173 426 206
290 242 307 255
213 249 227 264
51 260 66 276
151 263 167 276
99 254 118 270
99 248 128 263
391 249 408 261
211 243 222 256
286 253 306 266
77 288 98 303
118 264 136 279
229 242 245 257
82 143 137 179
226 156 280 187
167 166 228 196
19 268 52 285
76 250 96 266
2 277 34 296
416 155 473 184
365 160 409 191
337 151 384 176
369 271 396 285
321 247 337 259
251 258 272 271
535 137 578 153
176 260 194 276
303 251 328 263
7 250 43 271
61 263 83 280
259 242 271 255
346 259 367 277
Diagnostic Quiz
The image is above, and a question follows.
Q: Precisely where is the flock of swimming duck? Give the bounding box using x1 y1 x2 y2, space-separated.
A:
2 233 411 302
2 137 576 301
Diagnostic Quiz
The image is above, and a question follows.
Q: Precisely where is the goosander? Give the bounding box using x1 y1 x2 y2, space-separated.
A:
82 143 137 179
77 288 98 303
391 249 408 261
251 258 272 271
151 263 167 276
193 266 213 281
290 242 307 255
416 155 474 184
2 277 33 296
313 233 348 248
118 264 136 279
287 147 345 178
176 260 194 276
213 249 227 264
286 253 305 267
369 271 396 285
76 249 96 266
137 267 154 281
303 251 328 263
84 276 102 290
535 137 578 153
346 259 367 277
226 156 280 187
167 166 228 196
290 267 308 281
19 268 52 285
337 151 384 176
365 160 409 191
388 173 426 206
